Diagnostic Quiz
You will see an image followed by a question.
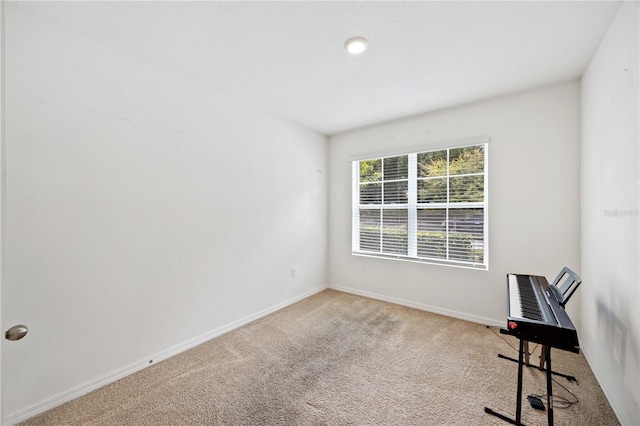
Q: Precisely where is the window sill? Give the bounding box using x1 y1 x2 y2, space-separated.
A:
351 251 488 271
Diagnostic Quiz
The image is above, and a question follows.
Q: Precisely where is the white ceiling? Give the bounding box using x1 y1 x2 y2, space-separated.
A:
11 1 623 135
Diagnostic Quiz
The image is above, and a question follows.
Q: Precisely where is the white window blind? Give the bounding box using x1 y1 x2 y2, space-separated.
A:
352 142 488 269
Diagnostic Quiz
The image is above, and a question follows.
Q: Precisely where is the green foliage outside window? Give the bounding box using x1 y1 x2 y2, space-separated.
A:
354 143 487 267
417 145 484 203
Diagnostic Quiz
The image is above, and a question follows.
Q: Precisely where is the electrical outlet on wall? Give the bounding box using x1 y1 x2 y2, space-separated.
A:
291 267 297 277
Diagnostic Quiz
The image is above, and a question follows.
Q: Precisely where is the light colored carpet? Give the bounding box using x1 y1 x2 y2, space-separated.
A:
21 289 618 425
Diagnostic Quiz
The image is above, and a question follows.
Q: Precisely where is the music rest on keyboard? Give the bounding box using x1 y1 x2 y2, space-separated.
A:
507 273 579 353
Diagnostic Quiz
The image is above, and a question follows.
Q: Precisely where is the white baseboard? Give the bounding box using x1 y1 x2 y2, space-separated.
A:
4 285 328 426
329 284 503 328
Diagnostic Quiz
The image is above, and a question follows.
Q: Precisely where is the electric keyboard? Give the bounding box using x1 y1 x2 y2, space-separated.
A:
506 273 579 353
485 269 582 426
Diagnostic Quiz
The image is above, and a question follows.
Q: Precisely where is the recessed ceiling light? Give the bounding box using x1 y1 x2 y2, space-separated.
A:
345 37 368 55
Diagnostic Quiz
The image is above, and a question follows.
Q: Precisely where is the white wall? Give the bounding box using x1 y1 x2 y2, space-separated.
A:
581 2 639 424
2 7 327 423
328 81 581 327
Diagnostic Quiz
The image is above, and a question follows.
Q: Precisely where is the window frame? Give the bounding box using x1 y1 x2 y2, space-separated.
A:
351 139 489 270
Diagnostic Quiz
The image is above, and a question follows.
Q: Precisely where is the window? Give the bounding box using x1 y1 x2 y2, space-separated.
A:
352 142 488 269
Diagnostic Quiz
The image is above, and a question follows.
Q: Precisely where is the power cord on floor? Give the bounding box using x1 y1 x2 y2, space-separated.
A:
528 376 579 409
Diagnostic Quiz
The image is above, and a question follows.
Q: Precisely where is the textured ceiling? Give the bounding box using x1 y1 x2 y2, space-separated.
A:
10 1 623 135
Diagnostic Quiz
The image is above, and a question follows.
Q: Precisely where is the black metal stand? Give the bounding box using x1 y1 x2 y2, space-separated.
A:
545 346 554 426
497 353 577 383
484 338 557 426
484 339 527 425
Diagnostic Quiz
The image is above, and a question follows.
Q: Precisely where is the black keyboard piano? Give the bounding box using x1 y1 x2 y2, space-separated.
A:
506 273 579 353
485 268 582 426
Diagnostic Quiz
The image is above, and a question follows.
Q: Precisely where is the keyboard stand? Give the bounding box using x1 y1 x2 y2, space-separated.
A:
496 332 577 383
485 336 558 426
544 345 555 426
484 338 527 425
